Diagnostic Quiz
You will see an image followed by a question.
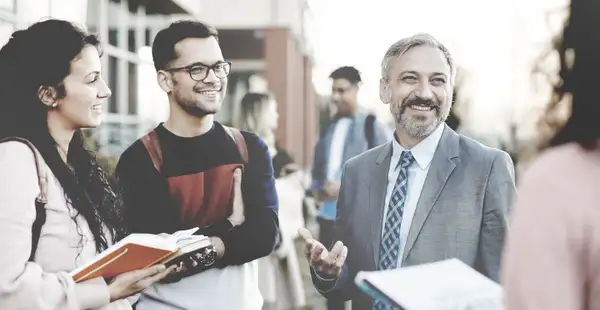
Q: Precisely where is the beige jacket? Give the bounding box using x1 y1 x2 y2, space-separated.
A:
0 141 130 310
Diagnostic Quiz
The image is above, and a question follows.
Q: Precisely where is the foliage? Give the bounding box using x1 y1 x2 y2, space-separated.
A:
82 130 118 179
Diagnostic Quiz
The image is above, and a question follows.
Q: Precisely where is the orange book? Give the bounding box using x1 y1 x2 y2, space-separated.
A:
70 228 210 283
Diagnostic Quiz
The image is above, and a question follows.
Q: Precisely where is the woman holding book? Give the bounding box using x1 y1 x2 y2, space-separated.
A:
0 20 173 309
238 92 307 310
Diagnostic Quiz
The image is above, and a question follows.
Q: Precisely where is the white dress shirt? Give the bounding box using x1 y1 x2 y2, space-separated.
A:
326 118 352 180
382 124 445 267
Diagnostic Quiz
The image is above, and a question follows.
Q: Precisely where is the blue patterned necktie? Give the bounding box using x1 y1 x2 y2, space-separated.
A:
373 151 414 310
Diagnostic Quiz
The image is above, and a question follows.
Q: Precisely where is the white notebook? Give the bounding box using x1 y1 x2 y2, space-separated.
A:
354 258 504 310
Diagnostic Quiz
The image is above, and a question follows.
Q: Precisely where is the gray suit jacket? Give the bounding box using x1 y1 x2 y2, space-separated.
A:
311 125 516 309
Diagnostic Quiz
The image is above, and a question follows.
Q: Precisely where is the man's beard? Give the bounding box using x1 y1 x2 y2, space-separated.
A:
174 90 221 118
391 96 450 139
177 100 215 117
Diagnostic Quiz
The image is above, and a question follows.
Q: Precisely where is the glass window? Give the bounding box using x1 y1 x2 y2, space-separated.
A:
145 28 151 46
105 121 123 155
128 62 137 115
121 123 138 149
128 29 136 52
102 121 138 157
108 29 118 47
108 56 118 113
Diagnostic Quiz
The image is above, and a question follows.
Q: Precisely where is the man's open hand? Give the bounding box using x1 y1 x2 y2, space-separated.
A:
298 227 347 278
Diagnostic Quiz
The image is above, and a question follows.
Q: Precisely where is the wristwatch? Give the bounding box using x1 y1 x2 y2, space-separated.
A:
199 244 217 267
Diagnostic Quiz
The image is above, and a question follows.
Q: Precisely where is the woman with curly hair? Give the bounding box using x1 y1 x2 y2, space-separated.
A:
0 19 173 309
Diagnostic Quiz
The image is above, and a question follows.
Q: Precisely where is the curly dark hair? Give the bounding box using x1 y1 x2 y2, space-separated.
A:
538 0 600 150
0 19 125 253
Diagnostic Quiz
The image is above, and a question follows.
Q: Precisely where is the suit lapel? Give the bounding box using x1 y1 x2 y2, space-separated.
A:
369 142 393 266
402 125 460 262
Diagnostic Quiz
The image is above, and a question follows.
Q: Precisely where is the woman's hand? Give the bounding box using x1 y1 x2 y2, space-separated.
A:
107 264 176 302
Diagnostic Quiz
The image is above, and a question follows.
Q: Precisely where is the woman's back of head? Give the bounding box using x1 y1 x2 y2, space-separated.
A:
541 0 600 150
238 92 279 148
239 92 271 132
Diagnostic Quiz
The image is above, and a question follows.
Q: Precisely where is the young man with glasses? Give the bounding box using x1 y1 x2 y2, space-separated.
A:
115 20 279 310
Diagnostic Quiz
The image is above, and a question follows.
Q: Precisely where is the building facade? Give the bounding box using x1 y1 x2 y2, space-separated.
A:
0 0 197 156
0 0 319 168
200 0 318 167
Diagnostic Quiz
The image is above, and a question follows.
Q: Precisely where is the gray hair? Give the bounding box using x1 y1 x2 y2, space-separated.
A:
381 33 456 82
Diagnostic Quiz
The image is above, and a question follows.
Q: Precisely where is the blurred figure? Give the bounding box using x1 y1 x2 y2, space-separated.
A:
309 66 389 310
116 20 278 310
502 1 600 309
300 33 515 310
0 19 172 310
239 92 307 310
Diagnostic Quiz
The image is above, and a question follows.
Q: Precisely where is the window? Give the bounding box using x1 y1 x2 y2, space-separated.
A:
85 0 181 157
128 61 137 114
0 0 14 13
108 55 118 113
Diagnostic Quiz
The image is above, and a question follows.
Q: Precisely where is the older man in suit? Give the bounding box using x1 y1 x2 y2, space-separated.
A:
299 33 516 310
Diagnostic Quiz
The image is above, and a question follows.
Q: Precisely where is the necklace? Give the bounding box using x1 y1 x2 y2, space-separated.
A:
56 145 68 161
56 145 75 173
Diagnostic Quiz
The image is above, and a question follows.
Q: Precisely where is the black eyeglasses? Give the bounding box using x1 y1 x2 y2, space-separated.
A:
165 61 231 81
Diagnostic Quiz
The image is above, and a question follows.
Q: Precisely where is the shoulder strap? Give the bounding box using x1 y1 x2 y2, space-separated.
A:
140 127 249 173
364 114 376 149
224 126 249 164
0 137 48 261
140 130 164 173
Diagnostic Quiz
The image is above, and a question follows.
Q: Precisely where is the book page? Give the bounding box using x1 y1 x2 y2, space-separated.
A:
355 258 504 310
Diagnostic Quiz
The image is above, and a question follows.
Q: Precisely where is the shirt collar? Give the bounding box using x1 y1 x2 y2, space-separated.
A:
391 123 445 170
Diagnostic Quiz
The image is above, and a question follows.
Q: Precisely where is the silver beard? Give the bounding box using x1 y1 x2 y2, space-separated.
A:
392 101 450 139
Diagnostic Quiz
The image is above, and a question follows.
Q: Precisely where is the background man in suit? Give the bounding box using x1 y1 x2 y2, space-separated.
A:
299 33 516 310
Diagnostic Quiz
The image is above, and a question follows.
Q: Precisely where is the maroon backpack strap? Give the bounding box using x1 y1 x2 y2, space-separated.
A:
223 126 249 164
140 130 164 173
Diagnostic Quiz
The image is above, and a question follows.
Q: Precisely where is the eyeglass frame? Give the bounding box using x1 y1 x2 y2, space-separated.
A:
164 61 232 82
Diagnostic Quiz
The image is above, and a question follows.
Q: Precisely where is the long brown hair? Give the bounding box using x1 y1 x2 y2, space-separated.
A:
0 20 125 252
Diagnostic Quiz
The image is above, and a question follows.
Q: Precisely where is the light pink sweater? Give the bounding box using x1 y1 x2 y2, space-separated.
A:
0 141 131 310
502 143 600 310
